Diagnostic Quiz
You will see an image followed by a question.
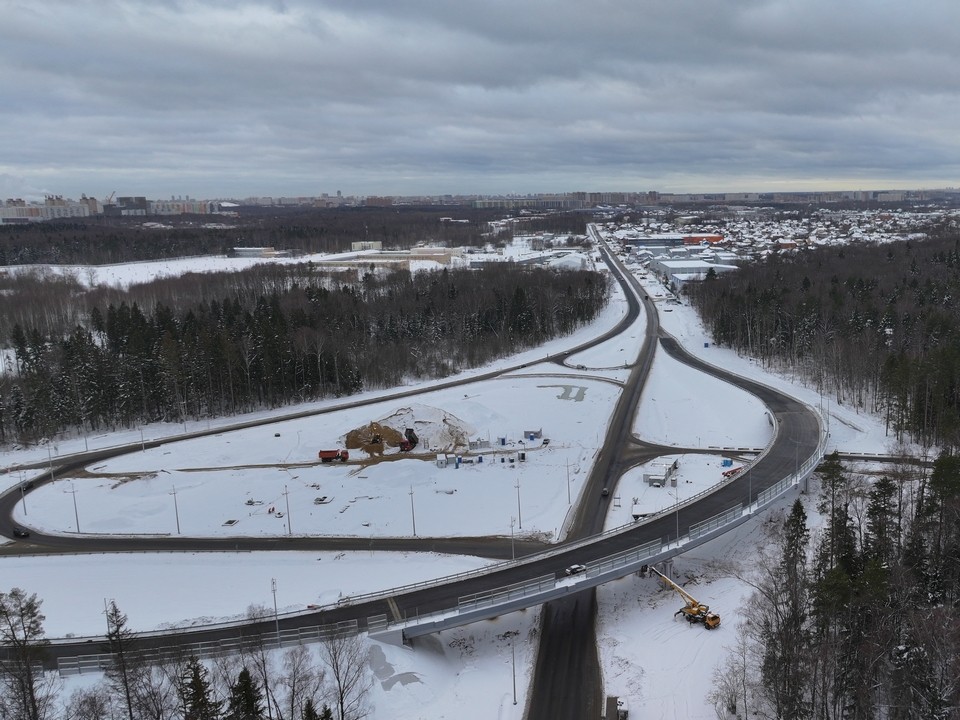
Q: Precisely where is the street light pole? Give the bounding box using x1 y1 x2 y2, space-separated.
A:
674 483 680 545
283 485 291 535
409 485 417 537
566 460 571 505
790 435 800 478
510 516 516 561
511 641 517 706
516 478 522 530
271 578 280 644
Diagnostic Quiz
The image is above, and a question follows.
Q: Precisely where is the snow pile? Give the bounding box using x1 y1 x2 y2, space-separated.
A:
369 403 477 453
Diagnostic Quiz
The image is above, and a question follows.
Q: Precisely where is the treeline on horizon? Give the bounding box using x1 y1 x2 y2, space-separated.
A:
0 206 587 266
0 263 609 445
685 222 960 449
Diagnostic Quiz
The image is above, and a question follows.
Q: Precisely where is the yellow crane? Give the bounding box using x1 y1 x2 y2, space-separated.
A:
649 566 720 629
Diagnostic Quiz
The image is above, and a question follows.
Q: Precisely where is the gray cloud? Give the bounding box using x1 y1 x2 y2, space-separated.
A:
2 0 959 199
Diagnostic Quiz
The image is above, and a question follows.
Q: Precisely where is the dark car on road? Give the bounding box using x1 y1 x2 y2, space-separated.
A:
12 527 30 538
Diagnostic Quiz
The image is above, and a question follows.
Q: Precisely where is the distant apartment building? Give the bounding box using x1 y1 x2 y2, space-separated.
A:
315 191 346 208
149 199 213 215
473 194 583 210
104 196 148 217
0 196 91 224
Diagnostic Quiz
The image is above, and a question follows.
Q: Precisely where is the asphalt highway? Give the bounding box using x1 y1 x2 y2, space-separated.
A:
2 238 823 720
526 239 819 720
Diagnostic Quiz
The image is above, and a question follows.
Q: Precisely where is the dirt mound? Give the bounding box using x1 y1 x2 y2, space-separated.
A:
343 404 476 458
344 422 405 457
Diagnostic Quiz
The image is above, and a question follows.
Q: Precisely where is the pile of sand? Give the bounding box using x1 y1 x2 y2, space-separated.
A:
344 422 405 457
343 404 476 457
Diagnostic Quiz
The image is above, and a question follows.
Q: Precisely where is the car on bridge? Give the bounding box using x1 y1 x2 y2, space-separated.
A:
564 563 587 576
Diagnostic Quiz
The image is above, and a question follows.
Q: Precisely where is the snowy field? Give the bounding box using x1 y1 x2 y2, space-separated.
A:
0 254 902 719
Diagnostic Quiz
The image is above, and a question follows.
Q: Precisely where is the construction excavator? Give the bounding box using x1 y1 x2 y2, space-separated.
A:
648 566 721 629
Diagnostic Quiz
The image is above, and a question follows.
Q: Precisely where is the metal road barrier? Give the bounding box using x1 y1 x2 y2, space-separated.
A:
57 619 359 676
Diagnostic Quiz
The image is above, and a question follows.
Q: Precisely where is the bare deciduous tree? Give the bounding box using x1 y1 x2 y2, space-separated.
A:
62 683 115 720
133 663 180 720
319 633 370 720
240 604 278 720
275 645 324 720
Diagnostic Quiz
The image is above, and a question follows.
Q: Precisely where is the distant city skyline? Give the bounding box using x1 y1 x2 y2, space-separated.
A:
3 1 959 201
5 186 958 208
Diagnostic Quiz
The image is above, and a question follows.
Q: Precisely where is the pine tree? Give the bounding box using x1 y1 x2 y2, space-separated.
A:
302 698 333 720
865 475 898 568
759 499 811 720
104 600 140 720
181 657 223 720
225 667 264 720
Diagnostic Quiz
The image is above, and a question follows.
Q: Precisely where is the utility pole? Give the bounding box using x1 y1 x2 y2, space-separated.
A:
171 485 181 534
283 485 291 535
510 516 516 561
65 483 80 533
566 460 571 504
19 471 27 515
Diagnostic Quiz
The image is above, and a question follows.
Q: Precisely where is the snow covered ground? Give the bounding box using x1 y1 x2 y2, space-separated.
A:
0 257 901 719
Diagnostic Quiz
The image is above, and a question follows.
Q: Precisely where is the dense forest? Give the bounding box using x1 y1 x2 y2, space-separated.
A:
686 225 960 449
711 451 960 719
0 263 608 445
0 206 587 267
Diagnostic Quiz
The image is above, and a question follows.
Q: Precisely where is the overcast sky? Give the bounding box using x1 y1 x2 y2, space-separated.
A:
3 0 960 200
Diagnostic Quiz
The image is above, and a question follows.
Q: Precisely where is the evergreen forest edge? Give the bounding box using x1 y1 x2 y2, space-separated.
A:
2 262 608 445
686 222 960 450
